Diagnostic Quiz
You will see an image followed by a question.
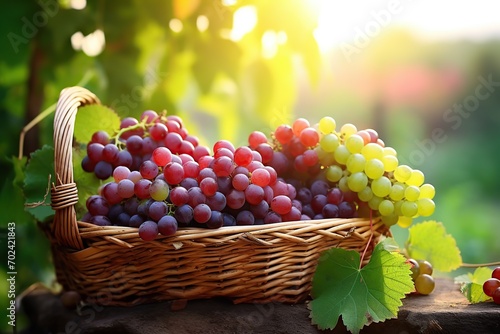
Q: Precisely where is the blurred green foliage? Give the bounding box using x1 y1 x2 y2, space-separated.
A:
0 0 321 329
382 44 500 267
1 0 500 331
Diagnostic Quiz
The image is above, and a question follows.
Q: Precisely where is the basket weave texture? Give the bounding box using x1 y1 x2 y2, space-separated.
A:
49 86 389 306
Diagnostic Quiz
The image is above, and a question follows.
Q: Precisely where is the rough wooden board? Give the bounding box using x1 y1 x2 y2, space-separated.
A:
328 277 500 333
18 278 500 334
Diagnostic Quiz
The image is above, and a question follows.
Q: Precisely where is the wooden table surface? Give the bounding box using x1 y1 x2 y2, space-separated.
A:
18 277 500 334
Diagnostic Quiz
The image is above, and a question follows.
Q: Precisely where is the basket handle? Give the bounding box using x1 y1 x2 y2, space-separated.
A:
51 86 101 250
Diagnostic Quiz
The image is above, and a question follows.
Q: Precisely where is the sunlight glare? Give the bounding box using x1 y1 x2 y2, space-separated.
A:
197 15 209 32
262 30 278 58
169 18 183 33
69 0 86 10
313 0 356 54
230 6 258 41
71 31 84 50
81 29 105 57
277 31 287 45
310 0 500 54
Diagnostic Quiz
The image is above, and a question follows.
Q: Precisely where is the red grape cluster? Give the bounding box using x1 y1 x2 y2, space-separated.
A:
82 110 209 179
82 111 353 241
483 267 500 304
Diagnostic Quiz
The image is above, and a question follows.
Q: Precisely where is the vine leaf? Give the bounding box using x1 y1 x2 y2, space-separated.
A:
23 145 55 222
72 104 120 216
406 221 462 272
455 267 492 303
74 105 120 144
72 144 102 217
310 238 414 334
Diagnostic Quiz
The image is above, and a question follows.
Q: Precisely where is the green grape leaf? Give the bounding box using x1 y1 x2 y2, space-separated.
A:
454 267 493 303
310 238 414 334
406 221 462 272
11 156 27 189
74 105 120 144
23 145 55 222
0 156 33 223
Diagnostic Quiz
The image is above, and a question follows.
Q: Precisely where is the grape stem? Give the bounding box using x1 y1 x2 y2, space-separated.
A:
359 209 374 269
112 113 165 148
113 119 149 147
460 261 500 268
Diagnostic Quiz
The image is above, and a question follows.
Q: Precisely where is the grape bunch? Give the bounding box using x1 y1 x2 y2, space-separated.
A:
265 117 435 227
81 111 324 240
80 111 436 241
81 110 209 179
81 110 212 240
483 267 500 304
408 259 435 295
251 123 360 221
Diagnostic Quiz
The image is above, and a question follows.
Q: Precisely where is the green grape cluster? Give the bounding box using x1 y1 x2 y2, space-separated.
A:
408 259 435 295
316 117 435 228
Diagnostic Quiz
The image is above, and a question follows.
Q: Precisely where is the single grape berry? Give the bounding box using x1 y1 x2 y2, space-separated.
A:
271 195 292 215
152 147 172 166
408 259 420 281
206 211 224 229
274 124 294 144
492 287 500 305
417 260 433 276
248 131 268 149
158 215 178 236
138 220 158 241
483 278 500 297
414 274 435 295
492 267 500 280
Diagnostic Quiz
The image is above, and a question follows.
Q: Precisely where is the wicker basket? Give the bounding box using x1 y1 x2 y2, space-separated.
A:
48 86 389 306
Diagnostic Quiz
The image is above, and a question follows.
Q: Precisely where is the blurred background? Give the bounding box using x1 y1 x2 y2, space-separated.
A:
1 0 500 329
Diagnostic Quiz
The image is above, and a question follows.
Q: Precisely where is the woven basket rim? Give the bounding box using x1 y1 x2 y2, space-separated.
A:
78 216 377 234
73 216 385 250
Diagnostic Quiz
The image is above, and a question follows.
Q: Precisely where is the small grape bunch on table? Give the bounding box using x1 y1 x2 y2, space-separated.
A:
408 259 435 295
483 267 500 304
